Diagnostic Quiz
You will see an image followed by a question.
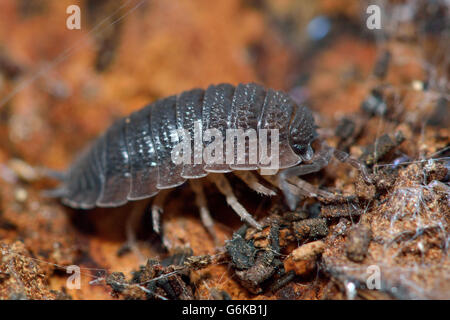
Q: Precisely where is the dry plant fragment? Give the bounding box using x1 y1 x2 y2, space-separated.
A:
284 240 326 276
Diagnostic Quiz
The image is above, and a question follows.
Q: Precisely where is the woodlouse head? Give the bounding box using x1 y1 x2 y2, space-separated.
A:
288 105 318 162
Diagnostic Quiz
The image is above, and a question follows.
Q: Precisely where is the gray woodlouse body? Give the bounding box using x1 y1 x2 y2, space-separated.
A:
47 82 372 234
48 83 317 211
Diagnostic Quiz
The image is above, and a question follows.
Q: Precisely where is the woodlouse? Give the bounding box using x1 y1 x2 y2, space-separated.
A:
46 82 370 233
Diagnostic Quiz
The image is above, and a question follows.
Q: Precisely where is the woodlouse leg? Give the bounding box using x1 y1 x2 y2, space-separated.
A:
151 190 171 248
332 149 372 183
124 200 148 264
279 144 334 210
288 176 338 199
258 173 300 196
233 171 276 196
189 179 219 246
258 174 279 189
208 173 262 230
259 173 334 200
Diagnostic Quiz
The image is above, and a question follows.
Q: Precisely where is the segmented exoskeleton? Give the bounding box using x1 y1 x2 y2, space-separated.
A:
46 82 369 233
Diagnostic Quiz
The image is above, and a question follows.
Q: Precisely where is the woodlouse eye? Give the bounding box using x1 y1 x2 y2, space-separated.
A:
301 144 314 161
292 144 314 161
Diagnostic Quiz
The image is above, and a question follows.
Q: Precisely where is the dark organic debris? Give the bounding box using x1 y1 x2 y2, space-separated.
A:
0 49 24 79
225 234 256 270
320 202 362 219
359 132 405 166
226 205 332 294
105 272 127 294
426 97 449 128
335 118 356 140
235 250 277 294
373 50 391 79
105 248 217 300
209 288 232 300
282 210 309 222
424 160 448 184
228 224 282 294
269 270 296 293
361 89 387 116
292 218 328 240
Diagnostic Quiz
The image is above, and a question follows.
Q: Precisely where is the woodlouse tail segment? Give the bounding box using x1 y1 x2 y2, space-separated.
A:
39 167 69 199
38 167 67 181
39 161 101 209
41 185 68 198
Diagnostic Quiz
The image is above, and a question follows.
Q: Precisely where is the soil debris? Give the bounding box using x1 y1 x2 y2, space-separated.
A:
345 224 372 262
